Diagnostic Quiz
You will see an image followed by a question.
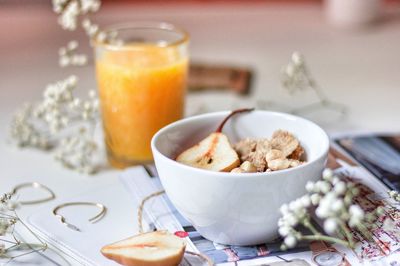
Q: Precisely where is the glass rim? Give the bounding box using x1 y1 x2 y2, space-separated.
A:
92 21 189 50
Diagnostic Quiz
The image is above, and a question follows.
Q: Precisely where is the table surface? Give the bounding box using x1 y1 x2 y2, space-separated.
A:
1 2 400 265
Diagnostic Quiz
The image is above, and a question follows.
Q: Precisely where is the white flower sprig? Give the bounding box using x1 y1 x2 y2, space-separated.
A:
0 194 48 260
281 52 312 94
82 18 122 45
10 1 105 174
10 76 100 173
82 18 107 42
52 0 100 31
59 40 88 67
10 103 51 149
388 190 400 202
55 127 98 174
278 169 383 250
257 52 347 120
281 52 347 115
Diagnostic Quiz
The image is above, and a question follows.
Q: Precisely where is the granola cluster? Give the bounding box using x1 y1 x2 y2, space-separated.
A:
231 130 305 173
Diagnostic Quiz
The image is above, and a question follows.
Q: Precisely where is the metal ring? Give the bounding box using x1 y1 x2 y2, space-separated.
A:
53 202 107 232
10 182 56 205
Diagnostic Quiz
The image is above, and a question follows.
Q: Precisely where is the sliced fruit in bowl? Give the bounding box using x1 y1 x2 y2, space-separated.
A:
176 108 253 172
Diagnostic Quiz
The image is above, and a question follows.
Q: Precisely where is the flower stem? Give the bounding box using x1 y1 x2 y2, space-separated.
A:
302 218 320 235
300 235 350 248
338 220 355 248
356 223 373 241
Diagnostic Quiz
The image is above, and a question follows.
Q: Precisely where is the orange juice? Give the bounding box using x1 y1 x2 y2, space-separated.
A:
95 44 188 168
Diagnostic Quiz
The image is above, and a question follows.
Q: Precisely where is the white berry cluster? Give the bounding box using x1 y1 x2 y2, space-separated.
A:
0 194 48 259
0 194 18 237
10 76 100 173
82 18 107 42
278 168 383 250
10 103 51 149
10 0 105 174
82 18 123 46
52 0 109 69
34 75 78 134
388 190 400 202
55 127 98 174
52 0 100 31
34 76 98 133
59 41 88 67
281 52 312 94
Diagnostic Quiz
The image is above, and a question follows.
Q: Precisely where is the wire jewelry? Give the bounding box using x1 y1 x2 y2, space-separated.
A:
53 202 107 231
9 182 56 205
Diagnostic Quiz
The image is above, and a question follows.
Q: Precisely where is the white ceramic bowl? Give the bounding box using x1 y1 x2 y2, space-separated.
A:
151 110 329 245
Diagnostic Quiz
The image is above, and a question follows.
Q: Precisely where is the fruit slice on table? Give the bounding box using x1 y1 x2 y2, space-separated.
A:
176 108 254 172
101 230 186 266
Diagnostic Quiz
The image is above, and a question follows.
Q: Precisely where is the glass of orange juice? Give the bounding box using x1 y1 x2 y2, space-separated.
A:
93 22 189 168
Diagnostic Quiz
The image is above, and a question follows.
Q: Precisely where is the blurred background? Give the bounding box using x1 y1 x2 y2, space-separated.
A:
1 0 400 132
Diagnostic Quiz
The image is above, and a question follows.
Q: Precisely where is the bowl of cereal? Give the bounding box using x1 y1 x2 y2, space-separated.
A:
151 110 329 245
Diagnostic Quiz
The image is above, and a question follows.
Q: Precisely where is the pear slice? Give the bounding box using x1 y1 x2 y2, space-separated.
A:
101 231 186 266
176 132 240 172
176 108 254 172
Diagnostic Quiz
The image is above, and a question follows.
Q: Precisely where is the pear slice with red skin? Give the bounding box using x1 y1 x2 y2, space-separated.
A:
176 108 254 172
101 230 186 266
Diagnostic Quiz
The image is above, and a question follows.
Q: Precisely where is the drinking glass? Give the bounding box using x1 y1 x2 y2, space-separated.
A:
93 22 189 168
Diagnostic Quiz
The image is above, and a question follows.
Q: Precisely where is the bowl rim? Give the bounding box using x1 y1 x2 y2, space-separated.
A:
151 110 330 178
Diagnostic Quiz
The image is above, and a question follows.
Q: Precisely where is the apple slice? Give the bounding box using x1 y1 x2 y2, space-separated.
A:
101 231 186 266
176 108 254 172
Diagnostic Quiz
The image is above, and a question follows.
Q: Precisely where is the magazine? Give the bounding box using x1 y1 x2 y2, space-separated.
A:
333 133 400 191
120 133 400 265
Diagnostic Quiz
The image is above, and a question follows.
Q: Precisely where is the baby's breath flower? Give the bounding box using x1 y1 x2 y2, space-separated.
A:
12 0 102 174
333 181 346 195
315 205 329 219
291 52 304 66
376 206 385 216
305 181 314 192
59 41 88 67
284 213 298 227
82 18 104 41
349 205 364 220
324 218 338 235
0 219 9 236
80 0 101 13
389 190 397 197
10 104 51 149
331 176 340 185
0 242 5 255
54 127 98 174
52 0 67 13
278 226 291 237
58 0 79 30
319 181 331 194
331 198 344 212
300 195 311 207
278 52 347 117
289 200 301 212
0 190 47 258
310 193 320 205
6 200 20 211
10 75 100 173
278 168 382 251
280 204 289 215
284 235 297 248
53 0 101 31
322 168 333 180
